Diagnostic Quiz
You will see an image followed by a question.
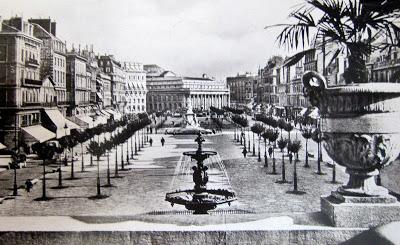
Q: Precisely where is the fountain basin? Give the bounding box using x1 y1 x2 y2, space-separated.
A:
165 189 237 214
166 128 213 135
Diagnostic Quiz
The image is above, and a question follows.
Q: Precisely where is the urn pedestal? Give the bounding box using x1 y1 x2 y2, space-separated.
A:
303 72 400 228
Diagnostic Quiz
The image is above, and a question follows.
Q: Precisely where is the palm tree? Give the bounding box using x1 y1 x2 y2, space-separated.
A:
269 0 400 84
301 127 313 168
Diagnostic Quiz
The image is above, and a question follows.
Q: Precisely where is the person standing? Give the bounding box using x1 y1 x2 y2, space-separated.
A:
25 179 33 193
161 137 165 146
149 138 153 146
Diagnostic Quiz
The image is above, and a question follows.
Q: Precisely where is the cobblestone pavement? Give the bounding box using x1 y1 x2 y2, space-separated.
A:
0 127 350 220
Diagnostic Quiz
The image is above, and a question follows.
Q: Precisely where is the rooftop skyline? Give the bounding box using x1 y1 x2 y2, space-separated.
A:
1 0 302 80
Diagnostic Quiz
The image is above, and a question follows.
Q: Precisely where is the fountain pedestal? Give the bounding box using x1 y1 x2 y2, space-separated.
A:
303 72 400 227
165 132 236 214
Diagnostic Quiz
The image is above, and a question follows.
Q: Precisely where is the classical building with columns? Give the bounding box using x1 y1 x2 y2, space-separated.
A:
144 65 230 113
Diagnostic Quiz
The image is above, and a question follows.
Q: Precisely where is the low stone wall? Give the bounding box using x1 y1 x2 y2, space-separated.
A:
0 229 364 245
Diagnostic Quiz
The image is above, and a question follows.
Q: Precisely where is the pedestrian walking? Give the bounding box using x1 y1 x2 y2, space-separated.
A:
242 147 248 158
25 179 33 193
161 137 165 146
149 138 153 146
268 146 273 158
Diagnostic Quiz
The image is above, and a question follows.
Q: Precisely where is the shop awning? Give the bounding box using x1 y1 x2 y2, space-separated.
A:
21 125 56 143
0 142 6 150
308 108 320 119
105 109 122 120
299 108 308 117
92 115 108 126
96 92 103 102
100 110 111 118
44 109 80 138
77 115 95 128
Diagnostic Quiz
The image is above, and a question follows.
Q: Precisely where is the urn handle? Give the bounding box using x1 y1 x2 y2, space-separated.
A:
302 71 327 107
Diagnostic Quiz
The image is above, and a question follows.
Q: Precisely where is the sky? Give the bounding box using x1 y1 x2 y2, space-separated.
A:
1 0 303 80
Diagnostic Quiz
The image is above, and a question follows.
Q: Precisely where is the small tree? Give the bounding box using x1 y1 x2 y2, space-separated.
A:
251 123 265 162
33 142 56 201
301 127 313 168
268 130 280 174
312 127 325 175
277 137 288 183
87 141 106 198
287 140 302 192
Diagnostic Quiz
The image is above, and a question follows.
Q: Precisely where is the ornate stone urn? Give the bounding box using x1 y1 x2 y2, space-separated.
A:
302 71 400 227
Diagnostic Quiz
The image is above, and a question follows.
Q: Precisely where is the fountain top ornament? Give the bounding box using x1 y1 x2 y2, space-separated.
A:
165 132 236 214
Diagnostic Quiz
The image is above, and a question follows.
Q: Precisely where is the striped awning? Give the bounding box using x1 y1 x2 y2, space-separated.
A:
44 109 80 138
21 125 56 143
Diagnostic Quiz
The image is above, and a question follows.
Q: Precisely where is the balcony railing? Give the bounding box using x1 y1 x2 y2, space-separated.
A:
374 59 400 69
22 101 72 107
24 79 42 86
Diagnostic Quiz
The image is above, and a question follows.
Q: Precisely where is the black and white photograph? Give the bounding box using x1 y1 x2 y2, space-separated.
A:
0 0 400 244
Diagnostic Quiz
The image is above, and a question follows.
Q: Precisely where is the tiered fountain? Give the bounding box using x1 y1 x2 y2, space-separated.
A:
165 132 236 214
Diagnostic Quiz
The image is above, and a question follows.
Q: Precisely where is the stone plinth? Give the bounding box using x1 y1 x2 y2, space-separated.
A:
321 194 400 228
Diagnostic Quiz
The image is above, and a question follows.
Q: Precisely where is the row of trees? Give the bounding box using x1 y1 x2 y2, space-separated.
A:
31 113 152 201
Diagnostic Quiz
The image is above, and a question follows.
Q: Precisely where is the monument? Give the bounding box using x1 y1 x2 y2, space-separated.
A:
166 97 212 135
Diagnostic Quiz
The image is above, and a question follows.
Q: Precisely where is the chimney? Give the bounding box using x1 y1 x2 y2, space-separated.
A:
50 21 56 36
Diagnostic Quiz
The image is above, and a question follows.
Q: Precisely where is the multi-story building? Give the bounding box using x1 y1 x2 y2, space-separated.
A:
226 72 257 108
145 65 230 113
98 55 126 112
124 62 147 114
66 49 90 116
80 46 99 107
29 18 69 116
97 72 112 108
0 17 58 148
369 47 400 83
257 56 283 106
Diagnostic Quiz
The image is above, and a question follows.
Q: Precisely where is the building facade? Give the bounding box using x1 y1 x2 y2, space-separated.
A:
369 47 400 83
145 65 230 113
29 18 68 115
257 56 283 106
66 49 90 116
123 62 146 114
226 73 257 108
98 55 126 112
